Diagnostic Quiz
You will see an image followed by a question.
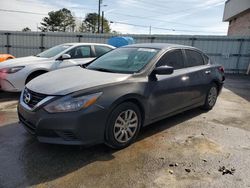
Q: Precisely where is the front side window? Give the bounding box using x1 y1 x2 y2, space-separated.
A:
67 46 91 59
185 50 204 67
156 49 184 69
95 46 112 57
36 45 72 58
87 47 160 74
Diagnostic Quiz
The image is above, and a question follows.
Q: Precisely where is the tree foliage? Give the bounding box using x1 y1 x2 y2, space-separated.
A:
79 13 111 33
39 8 75 32
22 27 31 32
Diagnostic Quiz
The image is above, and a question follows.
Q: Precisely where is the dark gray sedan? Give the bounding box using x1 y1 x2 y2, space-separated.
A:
18 43 225 149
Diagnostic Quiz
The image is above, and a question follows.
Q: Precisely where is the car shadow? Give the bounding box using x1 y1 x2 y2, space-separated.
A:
0 91 20 102
224 74 250 102
0 108 203 187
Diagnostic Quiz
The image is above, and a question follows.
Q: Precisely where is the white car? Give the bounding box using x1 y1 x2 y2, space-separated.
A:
0 43 115 92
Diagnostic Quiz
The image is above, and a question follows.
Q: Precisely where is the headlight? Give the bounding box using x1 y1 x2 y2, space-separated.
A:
0 66 25 74
44 92 103 113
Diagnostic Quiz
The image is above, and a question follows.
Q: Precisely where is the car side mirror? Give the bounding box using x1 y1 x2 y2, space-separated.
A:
59 54 71 60
152 66 174 75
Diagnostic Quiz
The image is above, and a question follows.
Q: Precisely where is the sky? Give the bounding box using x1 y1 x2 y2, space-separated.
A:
0 0 229 35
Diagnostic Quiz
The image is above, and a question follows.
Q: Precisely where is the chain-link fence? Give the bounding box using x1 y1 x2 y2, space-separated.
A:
0 31 249 73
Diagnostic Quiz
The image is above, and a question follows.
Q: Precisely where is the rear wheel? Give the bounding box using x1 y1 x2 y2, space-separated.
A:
202 83 218 110
105 102 142 149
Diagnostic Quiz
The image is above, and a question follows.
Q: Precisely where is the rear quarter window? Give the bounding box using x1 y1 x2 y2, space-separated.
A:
95 46 112 57
185 49 204 67
203 54 210 64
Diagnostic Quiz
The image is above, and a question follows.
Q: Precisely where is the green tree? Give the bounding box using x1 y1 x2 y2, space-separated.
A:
22 27 31 32
81 13 111 33
39 8 75 32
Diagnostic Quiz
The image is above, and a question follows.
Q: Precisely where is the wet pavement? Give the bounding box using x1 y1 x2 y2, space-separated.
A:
0 75 250 188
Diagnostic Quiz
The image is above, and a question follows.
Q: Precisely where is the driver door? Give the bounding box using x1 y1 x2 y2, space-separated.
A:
149 49 189 120
55 45 95 69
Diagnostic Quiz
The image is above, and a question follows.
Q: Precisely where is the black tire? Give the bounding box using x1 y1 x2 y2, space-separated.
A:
105 102 142 149
202 83 218 110
25 72 46 84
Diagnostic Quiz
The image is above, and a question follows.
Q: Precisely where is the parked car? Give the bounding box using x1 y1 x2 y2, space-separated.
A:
0 43 115 92
18 43 225 149
0 54 15 62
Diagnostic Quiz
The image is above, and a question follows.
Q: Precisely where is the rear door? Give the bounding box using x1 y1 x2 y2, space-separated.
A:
149 49 190 120
183 49 212 106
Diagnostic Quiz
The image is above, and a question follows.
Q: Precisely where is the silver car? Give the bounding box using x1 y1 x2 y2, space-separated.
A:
0 43 114 92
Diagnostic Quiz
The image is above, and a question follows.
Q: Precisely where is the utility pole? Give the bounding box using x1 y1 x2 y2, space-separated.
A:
97 0 101 33
101 11 104 33
149 25 152 35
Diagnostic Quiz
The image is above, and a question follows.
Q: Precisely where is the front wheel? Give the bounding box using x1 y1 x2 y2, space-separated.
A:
105 102 142 149
202 83 218 110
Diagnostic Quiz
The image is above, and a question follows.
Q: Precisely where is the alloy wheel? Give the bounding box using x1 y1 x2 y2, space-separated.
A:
208 87 217 107
113 109 139 143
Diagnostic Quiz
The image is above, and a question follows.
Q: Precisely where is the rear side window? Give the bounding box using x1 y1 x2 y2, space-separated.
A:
95 46 112 57
185 50 204 67
156 50 184 69
203 54 210 64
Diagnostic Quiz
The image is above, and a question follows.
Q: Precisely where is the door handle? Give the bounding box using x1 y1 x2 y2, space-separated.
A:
205 70 211 74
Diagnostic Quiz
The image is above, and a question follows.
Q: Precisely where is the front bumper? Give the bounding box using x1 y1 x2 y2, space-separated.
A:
0 71 26 92
18 102 108 145
0 78 19 92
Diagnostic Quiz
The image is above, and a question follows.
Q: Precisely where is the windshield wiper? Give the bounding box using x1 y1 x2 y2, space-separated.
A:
88 67 114 73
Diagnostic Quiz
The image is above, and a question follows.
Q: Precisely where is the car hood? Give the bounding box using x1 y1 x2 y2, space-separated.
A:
26 66 131 95
0 56 50 68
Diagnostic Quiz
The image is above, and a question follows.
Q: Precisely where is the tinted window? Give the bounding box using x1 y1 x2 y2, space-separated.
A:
203 54 210 64
156 50 184 69
87 47 159 74
67 46 91 59
36 45 72 58
185 50 204 67
95 46 112 57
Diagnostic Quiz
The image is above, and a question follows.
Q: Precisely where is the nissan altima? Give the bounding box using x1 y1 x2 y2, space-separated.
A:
18 43 225 149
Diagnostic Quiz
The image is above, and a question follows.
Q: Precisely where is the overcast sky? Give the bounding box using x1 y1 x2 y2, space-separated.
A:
0 0 228 35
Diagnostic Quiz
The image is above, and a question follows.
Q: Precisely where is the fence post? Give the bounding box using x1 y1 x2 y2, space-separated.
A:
39 33 45 52
4 32 11 54
148 36 155 43
190 37 196 47
236 39 244 74
77 35 83 42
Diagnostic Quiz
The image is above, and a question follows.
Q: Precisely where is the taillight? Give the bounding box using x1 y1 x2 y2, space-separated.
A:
218 66 224 73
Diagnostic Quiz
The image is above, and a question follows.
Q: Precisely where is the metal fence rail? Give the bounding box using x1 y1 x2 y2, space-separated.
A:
0 31 249 73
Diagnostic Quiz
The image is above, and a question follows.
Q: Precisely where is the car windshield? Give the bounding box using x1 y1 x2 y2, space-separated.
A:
36 45 72 58
87 47 159 74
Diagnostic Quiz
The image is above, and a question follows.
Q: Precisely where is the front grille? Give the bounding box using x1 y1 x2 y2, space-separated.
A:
19 113 36 134
23 88 47 109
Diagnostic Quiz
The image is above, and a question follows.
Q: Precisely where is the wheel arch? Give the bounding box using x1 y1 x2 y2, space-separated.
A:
105 94 146 139
211 79 221 92
110 94 146 125
25 69 49 84
104 94 146 148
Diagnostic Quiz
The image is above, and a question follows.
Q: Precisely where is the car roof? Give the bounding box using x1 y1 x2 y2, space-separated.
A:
62 43 115 48
123 43 197 50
